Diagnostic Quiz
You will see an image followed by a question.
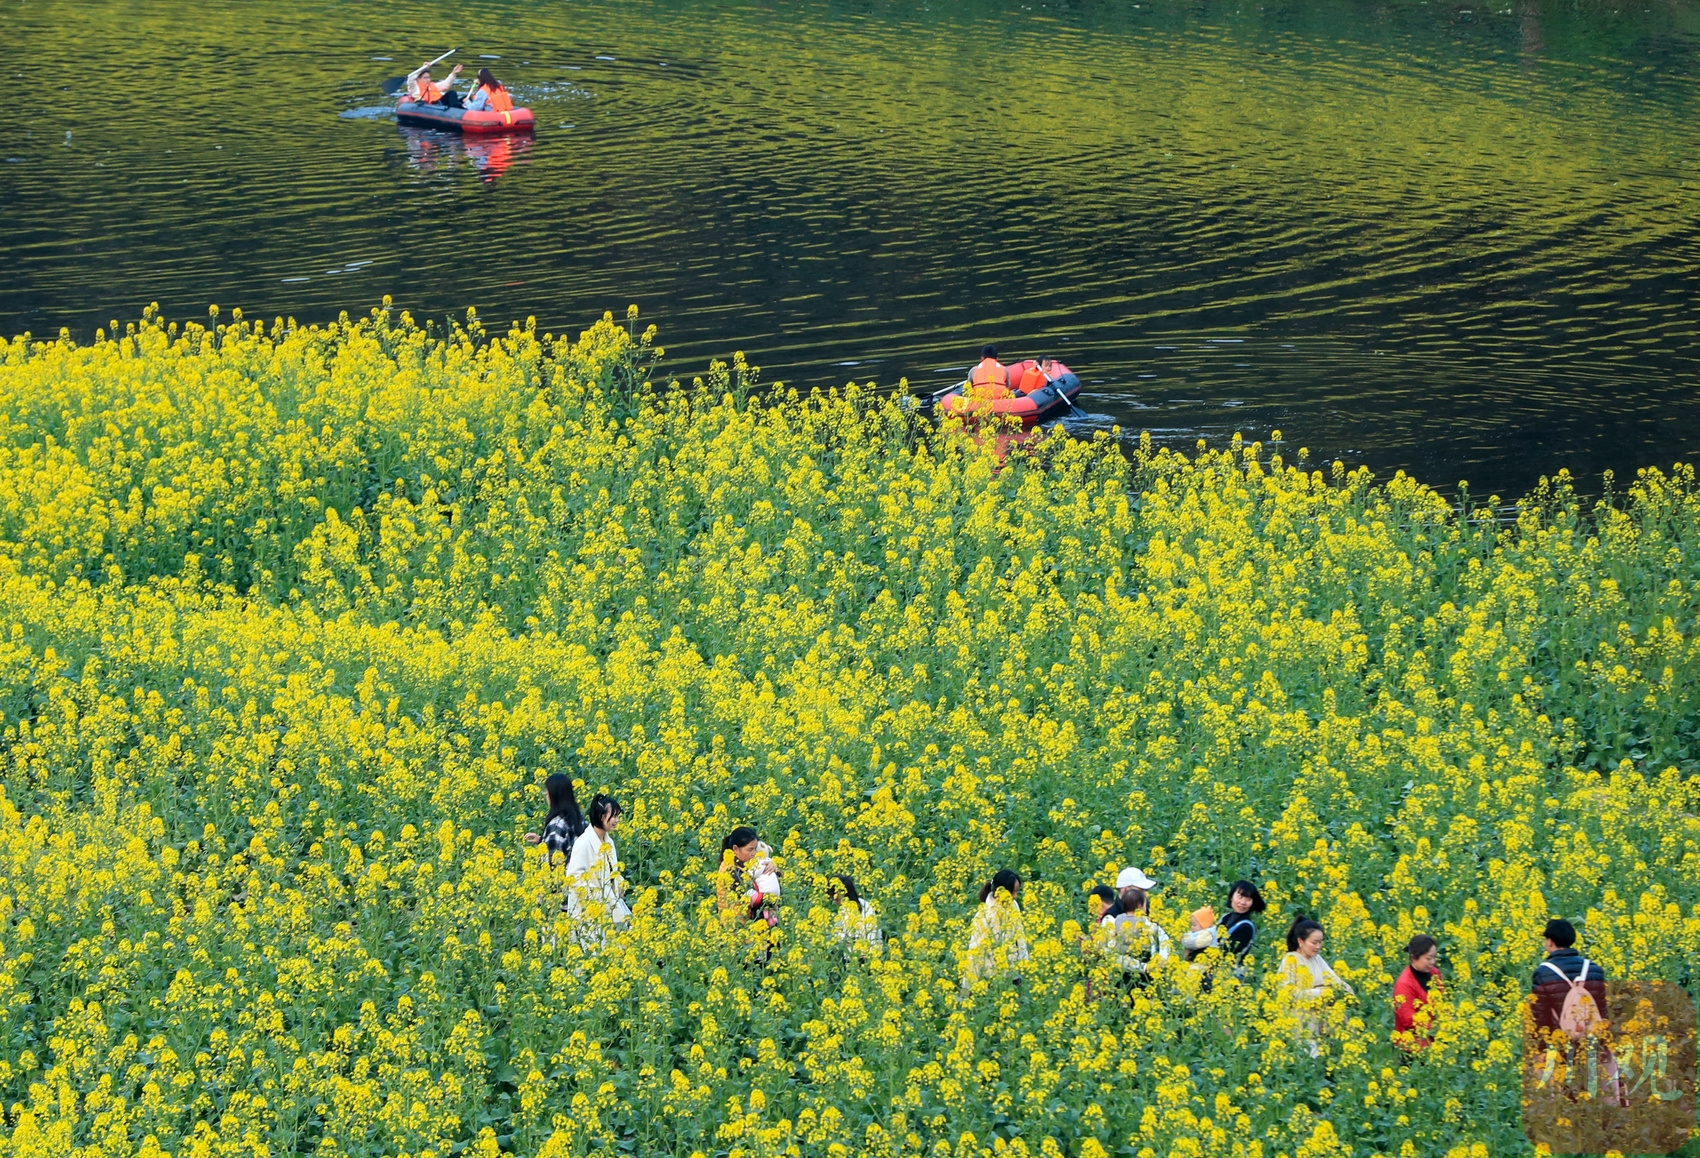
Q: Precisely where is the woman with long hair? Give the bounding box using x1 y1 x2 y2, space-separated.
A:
524 772 586 867
1279 915 1355 1055
965 868 1029 983
829 874 883 957
466 67 515 113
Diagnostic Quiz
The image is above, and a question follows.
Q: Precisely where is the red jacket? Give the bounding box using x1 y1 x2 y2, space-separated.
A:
1393 965 1439 1047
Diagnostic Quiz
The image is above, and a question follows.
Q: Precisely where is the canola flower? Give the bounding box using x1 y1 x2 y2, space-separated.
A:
0 303 1697 1157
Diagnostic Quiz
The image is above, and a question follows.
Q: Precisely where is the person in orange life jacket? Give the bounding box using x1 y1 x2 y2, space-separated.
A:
967 344 1012 399
1530 918 1608 1038
1392 934 1441 1049
409 63 465 107
466 68 515 113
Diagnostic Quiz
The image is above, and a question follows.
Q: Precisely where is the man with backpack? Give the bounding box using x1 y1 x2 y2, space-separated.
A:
1531 918 1608 1038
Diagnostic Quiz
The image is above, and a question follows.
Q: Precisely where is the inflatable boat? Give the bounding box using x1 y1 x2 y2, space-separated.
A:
395 97 536 133
929 359 1083 426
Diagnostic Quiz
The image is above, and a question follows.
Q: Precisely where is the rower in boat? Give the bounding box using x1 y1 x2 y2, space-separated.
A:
967 345 1013 399
409 61 466 107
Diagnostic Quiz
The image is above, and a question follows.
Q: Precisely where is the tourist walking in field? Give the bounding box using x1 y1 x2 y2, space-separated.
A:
565 794 629 927
1100 866 1158 920
1100 885 1172 982
1279 915 1355 1054
1528 918 1623 1107
1530 918 1608 1039
1219 879 1265 960
719 826 782 928
965 869 1029 982
1392 934 1441 1050
1180 879 1266 965
829 874 884 957
524 772 588 867
1079 883 1117 996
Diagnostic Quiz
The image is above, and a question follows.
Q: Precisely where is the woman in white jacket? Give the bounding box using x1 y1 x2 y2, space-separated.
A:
1278 915 1354 1055
566 794 630 941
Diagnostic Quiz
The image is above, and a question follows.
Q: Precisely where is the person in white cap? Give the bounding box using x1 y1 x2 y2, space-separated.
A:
1102 887 1172 979
1099 870 1171 981
1100 866 1157 922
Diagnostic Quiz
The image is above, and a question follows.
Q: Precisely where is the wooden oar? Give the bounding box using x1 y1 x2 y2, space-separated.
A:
382 48 456 96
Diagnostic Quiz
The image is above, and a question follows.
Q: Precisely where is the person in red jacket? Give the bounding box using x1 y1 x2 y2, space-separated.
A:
1392 934 1441 1049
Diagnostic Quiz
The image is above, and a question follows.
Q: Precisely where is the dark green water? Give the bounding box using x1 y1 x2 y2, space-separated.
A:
3 0 1698 496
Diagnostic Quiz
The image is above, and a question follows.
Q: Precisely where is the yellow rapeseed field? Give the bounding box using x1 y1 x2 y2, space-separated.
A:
0 304 1696 1157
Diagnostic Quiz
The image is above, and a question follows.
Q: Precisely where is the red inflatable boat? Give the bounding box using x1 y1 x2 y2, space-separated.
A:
395 97 536 134
929 360 1084 427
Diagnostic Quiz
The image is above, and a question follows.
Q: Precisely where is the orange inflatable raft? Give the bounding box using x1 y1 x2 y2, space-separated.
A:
396 97 536 133
928 360 1083 427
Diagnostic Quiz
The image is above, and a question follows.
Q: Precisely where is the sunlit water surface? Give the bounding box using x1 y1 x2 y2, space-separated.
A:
4 0 1699 496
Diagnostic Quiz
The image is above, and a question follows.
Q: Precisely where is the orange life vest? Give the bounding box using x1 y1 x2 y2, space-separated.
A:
414 77 444 103
478 84 514 112
968 358 1011 398
1018 364 1049 394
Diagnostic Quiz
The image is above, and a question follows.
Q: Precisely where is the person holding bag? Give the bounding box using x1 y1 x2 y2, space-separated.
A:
719 826 781 929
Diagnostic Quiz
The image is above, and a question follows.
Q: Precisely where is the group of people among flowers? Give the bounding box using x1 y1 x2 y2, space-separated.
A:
523 777 1612 1065
523 774 631 939
967 863 1446 1056
526 778 881 953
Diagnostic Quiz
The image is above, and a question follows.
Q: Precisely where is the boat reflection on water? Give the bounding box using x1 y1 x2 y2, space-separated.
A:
398 125 534 186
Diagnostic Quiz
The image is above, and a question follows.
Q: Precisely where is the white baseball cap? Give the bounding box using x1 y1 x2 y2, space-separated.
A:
1116 867 1157 890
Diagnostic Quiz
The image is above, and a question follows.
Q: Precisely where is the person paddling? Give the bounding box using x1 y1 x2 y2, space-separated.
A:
409 61 465 107
1017 356 1052 394
467 68 514 113
966 344 1012 399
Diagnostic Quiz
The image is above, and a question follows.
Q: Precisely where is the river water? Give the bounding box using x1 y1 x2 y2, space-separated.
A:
3 0 1698 497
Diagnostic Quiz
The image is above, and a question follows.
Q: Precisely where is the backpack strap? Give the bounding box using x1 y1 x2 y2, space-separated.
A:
1540 959 1594 990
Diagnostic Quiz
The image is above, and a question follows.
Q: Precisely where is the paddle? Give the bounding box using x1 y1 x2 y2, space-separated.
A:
1042 367 1089 421
381 49 457 97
